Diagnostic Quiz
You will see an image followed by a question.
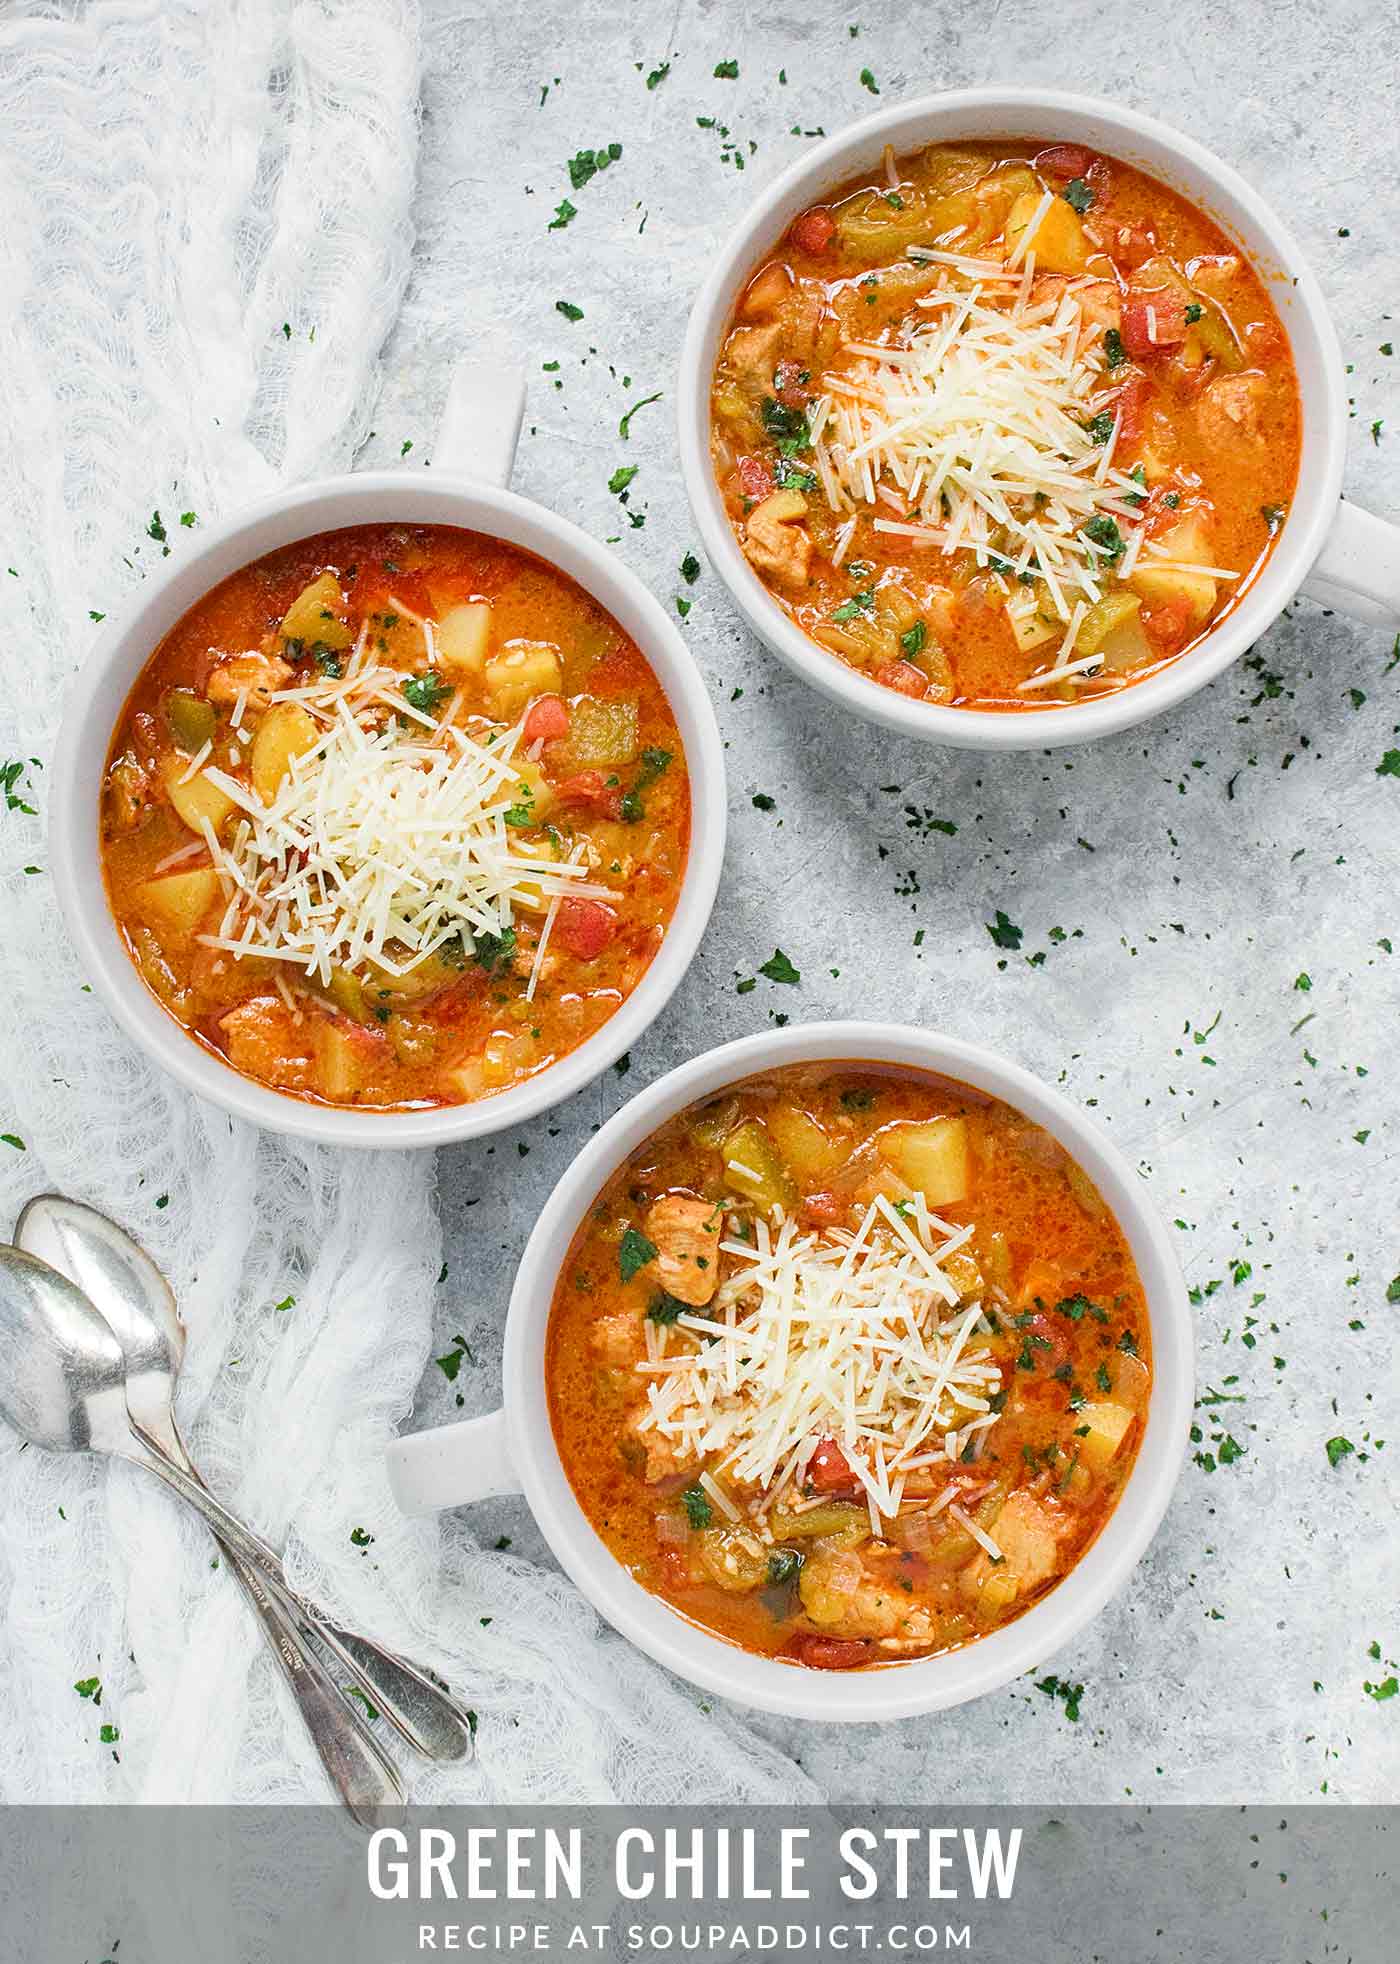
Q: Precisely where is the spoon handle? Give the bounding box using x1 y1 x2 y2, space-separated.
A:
126 1427 474 1763
225 1550 407 1827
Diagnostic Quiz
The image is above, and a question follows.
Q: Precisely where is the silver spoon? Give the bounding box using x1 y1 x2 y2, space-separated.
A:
0 1242 405 1825
16 1194 474 1765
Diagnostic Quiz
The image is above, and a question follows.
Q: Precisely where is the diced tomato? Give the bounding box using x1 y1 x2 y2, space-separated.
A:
799 1191 845 1228
554 898 619 961
773 359 810 408
1142 597 1193 655
1034 143 1096 180
875 660 928 700
1121 285 1188 362
1023 1312 1069 1373
791 1635 869 1671
1111 370 1150 446
806 1437 857 1493
522 695 570 744
790 206 836 255
737 455 775 502
555 770 623 819
1112 223 1157 272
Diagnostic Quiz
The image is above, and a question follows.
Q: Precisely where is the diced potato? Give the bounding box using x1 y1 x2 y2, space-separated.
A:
438 1053 486 1102
314 1022 370 1101
278 571 352 650
766 1105 843 1181
1077 1400 1135 1467
251 701 320 803
566 695 640 769
506 759 556 827
881 1117 970 1206
482 1028 535 1088
722 1119 797 1215
1007 604 1059 655
1130 514 1217 630
134 867 221 936
436 602 492 678
161 758 238 836
484 640 563 719
1005 190 1089 274
164 689 216 753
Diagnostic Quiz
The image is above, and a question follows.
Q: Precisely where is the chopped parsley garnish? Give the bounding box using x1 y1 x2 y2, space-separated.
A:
759 948 800 985
608 465 639 494
859 67 880 93
618 391 662 440
713 58 739 78
1184 301 1204 323
774 457 818 491
831 589 874 622
645 62 670 90
567 143 622 191
759 395 812 455
1062 178 1094 213
548 199 577 231
682 1486 713 1528
986 909 1023 951
767 1549 802 1585
1084 409 1116 445
1325 1435 1356 1468
619 1227 658 1283
900 620 927 659
680 551 702 584
1103 327 1126 368
555 299 584 322
470 927 517 974
1083 515 1126 561
1054 1293 1109 1325
402 671 452 715
647 1292 687 1325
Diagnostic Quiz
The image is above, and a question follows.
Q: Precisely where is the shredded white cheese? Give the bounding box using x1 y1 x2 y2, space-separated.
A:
193 665 609 986
634 1196 1004 1526
810 267 1149 655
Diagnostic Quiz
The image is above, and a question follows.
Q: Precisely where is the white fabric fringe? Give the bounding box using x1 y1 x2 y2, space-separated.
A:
0 0 810 1810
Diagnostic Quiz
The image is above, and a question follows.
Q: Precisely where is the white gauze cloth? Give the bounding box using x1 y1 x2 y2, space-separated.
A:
0 0 810 1809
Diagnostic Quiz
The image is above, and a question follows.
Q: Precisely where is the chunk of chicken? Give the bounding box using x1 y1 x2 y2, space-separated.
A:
219 996 314 1092
724 320 783 386
644 1194 722 1307
206 650 295 712
743 488 813 590
960 1488 1064 1605
625 1409 691 1485
1197 371 1268 447
592 1310 644 1368
798 1546 938 1646
106 752 152 830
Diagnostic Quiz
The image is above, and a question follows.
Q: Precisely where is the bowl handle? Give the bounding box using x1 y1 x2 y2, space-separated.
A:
385 1407 520 1516
433 358 527 488
1300 499 1400 628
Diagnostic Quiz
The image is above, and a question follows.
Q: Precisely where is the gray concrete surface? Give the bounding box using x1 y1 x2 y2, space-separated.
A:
367 0 1399 1801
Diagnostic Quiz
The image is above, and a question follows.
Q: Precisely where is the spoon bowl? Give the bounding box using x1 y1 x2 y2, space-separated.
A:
0 1245 134 1457
16 1195 186 1453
